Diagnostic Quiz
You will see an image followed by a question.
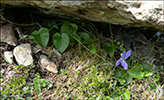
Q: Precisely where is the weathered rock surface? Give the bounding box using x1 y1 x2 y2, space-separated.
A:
13 43 33 66
0 24 18 46
0 1 164 32
4 51 14 64
39 54 58 74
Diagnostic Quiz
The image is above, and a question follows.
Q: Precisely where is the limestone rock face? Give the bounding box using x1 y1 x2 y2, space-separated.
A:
1 1 164 32
13 43 33 66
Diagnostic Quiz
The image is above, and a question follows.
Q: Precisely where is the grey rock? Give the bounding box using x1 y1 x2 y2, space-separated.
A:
13 43 33 66
1 1 164 32
39 54 58 74
4 51 14 64
0 24 17 46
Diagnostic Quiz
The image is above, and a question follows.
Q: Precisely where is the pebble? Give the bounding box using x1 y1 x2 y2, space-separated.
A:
13 43 33 66
39 54 58 74
4 51 14 64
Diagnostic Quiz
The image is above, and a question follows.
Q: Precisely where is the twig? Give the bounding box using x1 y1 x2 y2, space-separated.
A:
0 17 41 27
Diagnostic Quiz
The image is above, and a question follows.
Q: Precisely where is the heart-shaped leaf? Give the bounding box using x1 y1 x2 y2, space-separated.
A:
103 43 115 58
61 21 77 36
30 28 49 48
52 33 69 53
114 70 121 78
127 65 144 79
114 70 132 84
80 32 94 44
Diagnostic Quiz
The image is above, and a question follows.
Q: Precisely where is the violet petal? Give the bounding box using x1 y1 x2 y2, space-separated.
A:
125 50 132 59
121 60 128 70
121 50 126 59
116 59 121 66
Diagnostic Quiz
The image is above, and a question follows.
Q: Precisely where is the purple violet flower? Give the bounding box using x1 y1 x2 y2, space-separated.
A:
116 50 132 70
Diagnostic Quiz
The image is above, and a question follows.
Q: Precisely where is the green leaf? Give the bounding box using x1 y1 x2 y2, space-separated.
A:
80 32 90 39
144 72 153 77
30 28 49 48
114 70 121 78
47 84 52 89
40 79 47 87
16 98 24 100
48 20 58 29
121 70 132 83
118 79 126 85
123 73 133 84
150 82 156 89
61 21 77 36
143 63 152 71
122 90 130 100
88 44 97 53
53 33 69 53
127 65 144 79
111 90 121 100
154 74 160 82
103 43 115 58
116 70 133 84
35 73 40 78
80 32 94 44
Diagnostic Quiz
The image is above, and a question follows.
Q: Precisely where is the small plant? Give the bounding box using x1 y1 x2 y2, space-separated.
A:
30 21 95 53
103 43 116 58
32 73 52 100
0 75 31 100
114 49 155 84
52 21 95 53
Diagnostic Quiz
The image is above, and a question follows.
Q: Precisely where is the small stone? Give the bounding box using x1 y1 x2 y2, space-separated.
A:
13 43 33 66
0 24 17 46
40 55 58 74
4 51 13 64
